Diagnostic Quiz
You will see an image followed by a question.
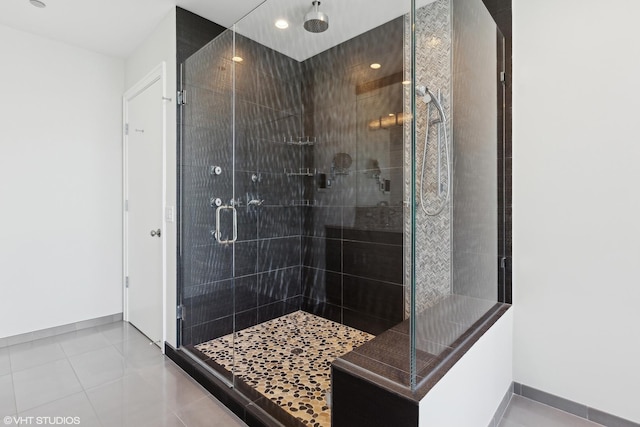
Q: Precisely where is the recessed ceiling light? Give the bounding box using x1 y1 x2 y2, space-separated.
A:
232 56 243 63
402 80 411 85
275 19 289 29
370 63 381 70
29 0 46 8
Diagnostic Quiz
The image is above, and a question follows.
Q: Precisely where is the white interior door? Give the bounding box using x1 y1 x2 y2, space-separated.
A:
126 78 163 347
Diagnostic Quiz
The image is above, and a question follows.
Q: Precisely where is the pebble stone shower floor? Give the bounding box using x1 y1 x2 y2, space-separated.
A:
194 311 374 426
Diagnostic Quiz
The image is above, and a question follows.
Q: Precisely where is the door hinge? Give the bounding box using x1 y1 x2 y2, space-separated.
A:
177 90 186 105
125 123 129 135
177 305 186 320
500 257 507 269
500 71 506 83
125 276 130 288
124 199 129 212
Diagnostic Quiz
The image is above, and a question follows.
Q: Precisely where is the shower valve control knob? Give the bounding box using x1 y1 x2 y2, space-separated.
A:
209 166 222 176
210 198 222 208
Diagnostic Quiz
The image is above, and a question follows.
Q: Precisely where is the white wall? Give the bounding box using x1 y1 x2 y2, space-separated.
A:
513 0 640 422
419 309 513 426
125 8 178 347
0 24 124 338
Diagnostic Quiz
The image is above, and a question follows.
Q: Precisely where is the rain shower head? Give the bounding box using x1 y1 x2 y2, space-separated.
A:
304 1 329 33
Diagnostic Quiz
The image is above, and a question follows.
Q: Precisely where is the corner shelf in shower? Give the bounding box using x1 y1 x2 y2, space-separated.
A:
290 199 317 207
285 136 316 146
284 167 316 177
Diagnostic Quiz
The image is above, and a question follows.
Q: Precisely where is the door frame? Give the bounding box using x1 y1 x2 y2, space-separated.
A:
122 62 167 351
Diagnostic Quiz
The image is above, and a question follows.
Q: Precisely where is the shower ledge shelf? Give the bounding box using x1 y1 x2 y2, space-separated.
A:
285 136 316 146
284 168 316 177
290 199 317 207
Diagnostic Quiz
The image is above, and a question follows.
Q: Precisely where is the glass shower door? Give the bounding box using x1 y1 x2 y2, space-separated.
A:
179 28 240 384
179 21 303 389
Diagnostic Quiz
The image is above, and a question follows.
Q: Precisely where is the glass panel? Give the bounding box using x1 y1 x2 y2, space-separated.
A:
230 0 414 413
176 0 505 420
178 28 236 383
231 23 307 390
411 0 503 389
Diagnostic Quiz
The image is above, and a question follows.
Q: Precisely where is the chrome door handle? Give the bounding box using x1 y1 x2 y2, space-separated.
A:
214 205 237 244
150 229 161 237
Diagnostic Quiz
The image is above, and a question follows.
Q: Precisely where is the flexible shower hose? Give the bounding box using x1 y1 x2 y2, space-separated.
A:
420 90 451 216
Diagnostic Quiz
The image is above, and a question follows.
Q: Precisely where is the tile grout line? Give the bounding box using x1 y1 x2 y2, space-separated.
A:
69 326 140 425
80 387 105 427
62 338 105 425
12 356 78 414
76 329 168 426
7 350 17 416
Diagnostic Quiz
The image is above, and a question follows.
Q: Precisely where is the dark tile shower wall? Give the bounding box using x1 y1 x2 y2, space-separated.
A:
176 8 227 347
300 18 406 336
178 13 416 342
176 3 511 345
180 29 305 345
176 8 226 70
481 0 512 304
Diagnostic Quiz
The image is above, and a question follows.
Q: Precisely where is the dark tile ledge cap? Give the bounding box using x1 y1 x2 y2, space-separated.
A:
333 303 511 403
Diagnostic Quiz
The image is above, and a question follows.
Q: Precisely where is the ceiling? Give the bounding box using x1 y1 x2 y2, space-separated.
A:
0 0 433 59
0 0 260 57
230 0 427 62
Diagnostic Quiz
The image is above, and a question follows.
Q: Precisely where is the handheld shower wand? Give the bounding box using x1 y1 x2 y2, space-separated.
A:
417 85 450 216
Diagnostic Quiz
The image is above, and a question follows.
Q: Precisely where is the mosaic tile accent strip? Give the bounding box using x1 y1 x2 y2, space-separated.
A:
194 311 374 427
404 0 453 317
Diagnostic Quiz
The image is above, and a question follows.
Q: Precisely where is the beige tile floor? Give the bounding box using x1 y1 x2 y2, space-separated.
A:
0 322 247 427
0 320 608 427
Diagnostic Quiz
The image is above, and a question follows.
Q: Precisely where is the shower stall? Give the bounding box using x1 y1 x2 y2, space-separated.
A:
176 0 507 425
